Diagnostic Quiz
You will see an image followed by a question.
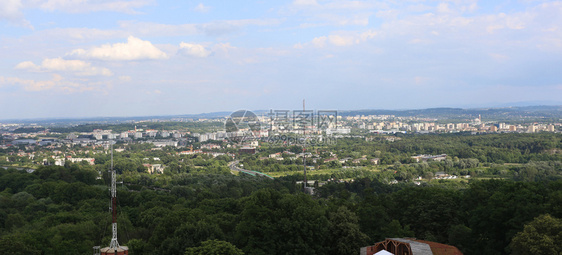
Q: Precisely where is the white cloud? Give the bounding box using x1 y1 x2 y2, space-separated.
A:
178 42 212 58
118 21 199 37
293 0 318 6
288 0 378 27
328 1 374 10
306 29 377 48
197 19 283 36
328 35 354 46
32 27 124 42
117 19 281 38
359 30 377 41
467 3 478 12
194 3 211 13
213 43 236 55
0 74 98 92
311 36 327 47
15 58 113 76
68 36 168 61
0 0 22 20
409 38 429 44
318 13 370 26
0 0 32 28
486 23 504 34
38 0 151 14
0 75 57 91
437 3 453 14
376 9 398 20
14 61 36 70
489 53 509 62
293 0 375 10
119 76 132 82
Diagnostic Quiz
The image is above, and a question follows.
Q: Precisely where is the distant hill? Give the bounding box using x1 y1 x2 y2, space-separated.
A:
2 106 561 125
338 106 562 120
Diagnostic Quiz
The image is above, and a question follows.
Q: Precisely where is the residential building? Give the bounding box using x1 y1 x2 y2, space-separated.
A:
361 238 463 255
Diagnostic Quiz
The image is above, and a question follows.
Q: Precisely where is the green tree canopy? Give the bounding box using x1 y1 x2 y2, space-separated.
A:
185 239 244 255
510 214 562 255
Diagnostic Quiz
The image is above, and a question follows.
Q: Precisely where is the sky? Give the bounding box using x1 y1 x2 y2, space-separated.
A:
1 0 562 119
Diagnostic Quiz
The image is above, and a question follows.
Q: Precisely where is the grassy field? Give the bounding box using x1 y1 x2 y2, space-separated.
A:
263 166 382 178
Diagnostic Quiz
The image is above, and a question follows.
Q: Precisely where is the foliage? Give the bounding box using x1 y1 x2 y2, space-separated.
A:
1 132 562 255
510 214 562 255
185 239 244 255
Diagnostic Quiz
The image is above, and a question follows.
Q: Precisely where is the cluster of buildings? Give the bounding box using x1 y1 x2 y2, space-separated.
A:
346 115 560 134
411 154 447 163
49 157 95 166
259 150 381 167
82 128 186 140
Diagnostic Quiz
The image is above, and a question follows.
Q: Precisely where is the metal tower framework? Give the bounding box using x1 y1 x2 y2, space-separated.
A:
303 99 307 192
109 142 120 250
94 141 128 255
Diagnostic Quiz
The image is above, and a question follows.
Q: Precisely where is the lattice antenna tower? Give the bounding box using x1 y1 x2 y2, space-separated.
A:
94 141 128 255
109 142 119 249
303 99 307 192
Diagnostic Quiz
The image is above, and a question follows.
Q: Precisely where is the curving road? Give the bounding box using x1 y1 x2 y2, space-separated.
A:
229 160 273 179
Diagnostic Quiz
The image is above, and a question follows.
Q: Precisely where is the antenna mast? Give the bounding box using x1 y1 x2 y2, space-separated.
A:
109 142 119 250
303 99 307 192
95 141 128 255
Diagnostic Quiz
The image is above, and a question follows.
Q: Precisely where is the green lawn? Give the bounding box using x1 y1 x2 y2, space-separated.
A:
263 166 382 178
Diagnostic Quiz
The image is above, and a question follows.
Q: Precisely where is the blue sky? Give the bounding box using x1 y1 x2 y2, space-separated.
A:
1 0 561 119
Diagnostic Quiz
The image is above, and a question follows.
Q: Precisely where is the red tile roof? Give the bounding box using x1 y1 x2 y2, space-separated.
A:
406 239 463 255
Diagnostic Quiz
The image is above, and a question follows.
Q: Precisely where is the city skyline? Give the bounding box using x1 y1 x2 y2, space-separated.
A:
1 0 562 119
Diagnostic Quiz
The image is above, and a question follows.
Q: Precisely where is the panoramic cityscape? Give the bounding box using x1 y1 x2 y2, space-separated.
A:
1 1 562 255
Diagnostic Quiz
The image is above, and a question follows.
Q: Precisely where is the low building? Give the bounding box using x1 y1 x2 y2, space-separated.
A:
411 154 447 162
201 143 221 150
55 158 65 166
150 140 178 147
361 238 463 255
67 157 95 165
324 157 338 163
12 139 36 145
269 152 282 159
435 172 449 178
239 147 256 154
143 164 164 174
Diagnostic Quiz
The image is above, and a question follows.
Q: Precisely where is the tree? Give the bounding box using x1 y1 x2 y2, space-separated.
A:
448 224 473 254
422 171 434 180
380 220 414 239
235 189 329 255
0 234 41 255
185 239 244 255
325 206 369 255
356 194 390 241
510 214 562 255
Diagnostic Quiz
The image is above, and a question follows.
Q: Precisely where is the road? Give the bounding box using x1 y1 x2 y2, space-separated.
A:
229 160 273 179
1 166 35 173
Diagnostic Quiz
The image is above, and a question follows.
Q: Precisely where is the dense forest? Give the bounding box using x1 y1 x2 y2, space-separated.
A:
1 164 561 254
